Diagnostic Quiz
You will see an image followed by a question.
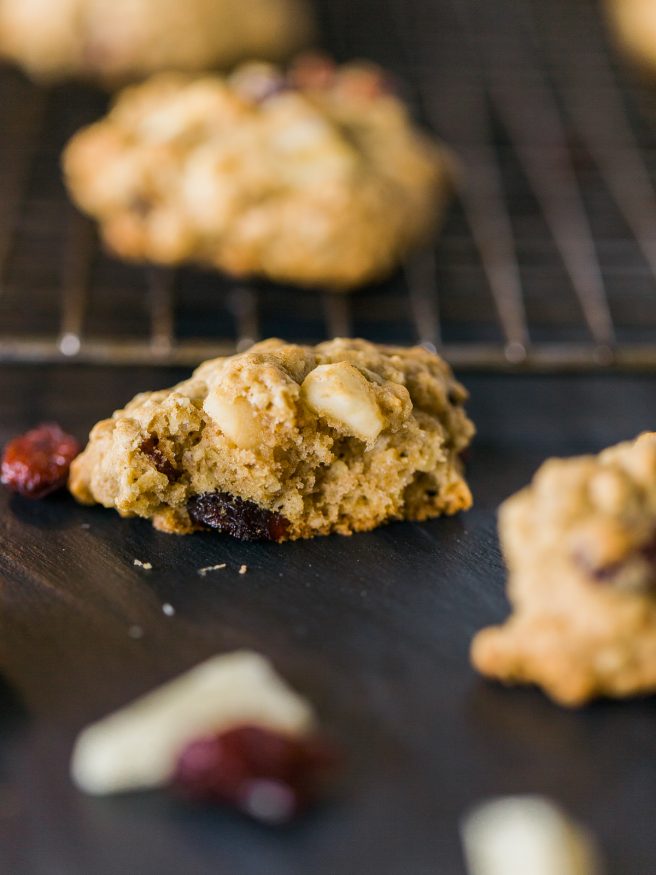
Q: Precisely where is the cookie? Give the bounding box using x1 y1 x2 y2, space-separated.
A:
69 338 474 541
0 0 313 83
62 58 453 290
606 0 656 74
472 433 656 706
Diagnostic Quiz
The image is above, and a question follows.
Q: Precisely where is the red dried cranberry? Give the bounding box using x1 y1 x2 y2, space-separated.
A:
174 725 338 824
1 423 80 499
448 388 464 406
335 66 396 101
289 53 336 90
575 532 656 588
232 68 289 104
458 447 472 465
187 492 290 542
129 194 154 217
140 435 177 482
640 534 656 566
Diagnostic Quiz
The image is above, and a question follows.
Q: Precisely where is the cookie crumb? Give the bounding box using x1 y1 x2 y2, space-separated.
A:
162 603 175 617
239 564 248 575
133 559 153 570
198 563 227 577
128 625 144 639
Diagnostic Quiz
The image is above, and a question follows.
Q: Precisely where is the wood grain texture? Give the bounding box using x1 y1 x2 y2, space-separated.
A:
1 366 656 874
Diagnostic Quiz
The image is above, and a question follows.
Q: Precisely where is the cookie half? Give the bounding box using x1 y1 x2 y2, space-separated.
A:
472 432 656 706
62 58 453 290
69 339 474 541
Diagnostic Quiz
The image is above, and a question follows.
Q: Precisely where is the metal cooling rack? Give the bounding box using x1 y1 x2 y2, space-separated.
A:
2 0 656 369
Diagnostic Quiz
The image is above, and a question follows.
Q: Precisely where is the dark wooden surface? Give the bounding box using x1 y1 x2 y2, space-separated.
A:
1 365 656 874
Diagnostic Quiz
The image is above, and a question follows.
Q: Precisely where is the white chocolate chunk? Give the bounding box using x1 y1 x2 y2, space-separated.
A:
71 651 315 795
203 391 260 449
461 797 601 875
301 361 385 444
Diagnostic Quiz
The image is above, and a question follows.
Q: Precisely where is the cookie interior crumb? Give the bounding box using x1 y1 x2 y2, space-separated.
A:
133 559 153 570
198 563 227 576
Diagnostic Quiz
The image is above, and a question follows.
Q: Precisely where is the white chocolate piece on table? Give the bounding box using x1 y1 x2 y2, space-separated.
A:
71 651 315 795
461 796 601 875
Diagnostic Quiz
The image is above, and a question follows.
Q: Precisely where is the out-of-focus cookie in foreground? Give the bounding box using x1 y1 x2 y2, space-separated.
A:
69 338 474 541
472 432 656 706
63 57 454 290
0 0 314 84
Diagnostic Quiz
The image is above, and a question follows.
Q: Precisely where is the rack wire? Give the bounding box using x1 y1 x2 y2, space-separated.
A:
2 0 656 369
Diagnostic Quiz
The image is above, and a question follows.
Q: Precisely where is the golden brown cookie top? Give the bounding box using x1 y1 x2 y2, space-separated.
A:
63 59 452 289
502 433 656 593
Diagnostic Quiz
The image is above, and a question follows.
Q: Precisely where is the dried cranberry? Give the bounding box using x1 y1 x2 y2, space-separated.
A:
140 435 177 482
335 66 396 101
129 194 154 217
640 534 656 566
586 562 619 583
174 725 338 824
232 68 289 104
448 388 464 406
187 492 290 542
288 53 337 90
576 532 656 589
1 423 80 499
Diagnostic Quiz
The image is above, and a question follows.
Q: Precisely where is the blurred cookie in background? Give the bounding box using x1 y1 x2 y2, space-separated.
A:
0 0 314 84
605 0 656 74
63 57 454 291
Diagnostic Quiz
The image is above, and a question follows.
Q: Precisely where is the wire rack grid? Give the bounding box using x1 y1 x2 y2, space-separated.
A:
2 0 656 370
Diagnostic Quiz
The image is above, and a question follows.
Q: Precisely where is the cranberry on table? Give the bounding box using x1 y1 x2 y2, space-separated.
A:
1 423 80 498
174 724 338 824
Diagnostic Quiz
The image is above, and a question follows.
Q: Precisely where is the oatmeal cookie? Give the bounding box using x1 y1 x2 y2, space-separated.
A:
472 433 656 706
0 0 313 83
69 338 474 541
606 0 656 75
62 58 452 290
